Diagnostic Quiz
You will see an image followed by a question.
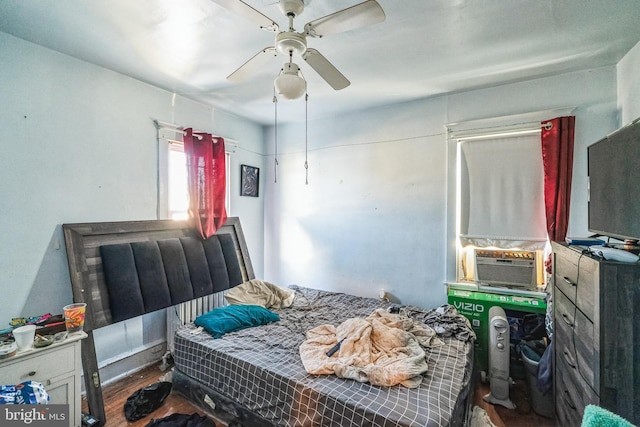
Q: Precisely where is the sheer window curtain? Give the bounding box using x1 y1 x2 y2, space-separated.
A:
183 128 227 239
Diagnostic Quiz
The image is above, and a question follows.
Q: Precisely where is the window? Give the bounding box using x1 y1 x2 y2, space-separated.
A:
168 144 189 220
447 113 559 288
167 142 231 220
455 132 548 286
457 133 547 249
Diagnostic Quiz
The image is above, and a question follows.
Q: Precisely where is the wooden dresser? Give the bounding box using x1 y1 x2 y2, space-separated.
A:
551 242 640 426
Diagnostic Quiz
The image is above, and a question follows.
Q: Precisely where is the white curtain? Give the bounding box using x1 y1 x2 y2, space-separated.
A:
458 134 548 250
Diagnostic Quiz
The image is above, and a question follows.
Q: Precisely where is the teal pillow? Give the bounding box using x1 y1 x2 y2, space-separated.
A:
194 304 279 338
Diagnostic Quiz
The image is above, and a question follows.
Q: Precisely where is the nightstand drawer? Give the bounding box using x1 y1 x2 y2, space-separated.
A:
1 345 75 386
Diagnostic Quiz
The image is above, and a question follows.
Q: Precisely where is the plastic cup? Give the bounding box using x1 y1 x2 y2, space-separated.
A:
63 303 87 333
13 324 36 351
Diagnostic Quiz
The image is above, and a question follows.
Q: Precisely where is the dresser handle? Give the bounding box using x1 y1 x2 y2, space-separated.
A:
28 371 36 377
563 390 577 409
562 276 577 287
561 313 574 327
563 350 577 369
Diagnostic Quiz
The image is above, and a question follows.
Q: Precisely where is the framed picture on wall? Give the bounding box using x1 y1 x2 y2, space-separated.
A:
240 164 259 197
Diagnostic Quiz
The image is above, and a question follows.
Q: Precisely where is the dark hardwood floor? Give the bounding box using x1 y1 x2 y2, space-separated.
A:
81 362 226 427
85 362 557 427
473 377 557 427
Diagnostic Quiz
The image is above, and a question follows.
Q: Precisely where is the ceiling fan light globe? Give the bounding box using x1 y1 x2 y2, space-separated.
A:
274 71 306 100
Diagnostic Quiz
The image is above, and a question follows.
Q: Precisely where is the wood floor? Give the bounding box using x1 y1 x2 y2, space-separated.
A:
473 377 557 427
81 362 226 427
85 362 557 427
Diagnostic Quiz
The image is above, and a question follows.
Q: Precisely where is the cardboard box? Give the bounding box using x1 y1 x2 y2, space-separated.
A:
447 288 547 374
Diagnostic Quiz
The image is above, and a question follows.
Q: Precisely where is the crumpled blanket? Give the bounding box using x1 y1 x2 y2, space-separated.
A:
299 308 444 388
406 304 476 342
224 279 295 309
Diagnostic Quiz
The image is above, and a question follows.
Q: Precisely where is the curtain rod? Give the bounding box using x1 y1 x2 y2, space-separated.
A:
454 128 542 142
446 106 574 141
154 120 239 146
448 120 554 142
155 120 203 140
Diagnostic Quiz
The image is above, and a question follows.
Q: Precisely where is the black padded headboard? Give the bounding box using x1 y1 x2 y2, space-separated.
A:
63 217 254 331
62 217 254 424
99 234 243 324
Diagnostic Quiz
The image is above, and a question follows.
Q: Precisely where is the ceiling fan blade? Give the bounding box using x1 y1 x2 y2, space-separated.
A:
210 0 279 31
304 0 385 38
302 48 350 90
227 47 278 82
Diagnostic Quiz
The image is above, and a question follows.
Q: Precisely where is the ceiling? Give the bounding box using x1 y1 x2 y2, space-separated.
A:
1 0 639 125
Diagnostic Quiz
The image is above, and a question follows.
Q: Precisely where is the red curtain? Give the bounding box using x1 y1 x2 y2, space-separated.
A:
183 128 227 239
541 116 575 242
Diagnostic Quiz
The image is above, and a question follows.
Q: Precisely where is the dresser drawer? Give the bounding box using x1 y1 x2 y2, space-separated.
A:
554 250 579 301
557 357 600 408
556 358 598 427
557 353 599 412
555 364 585 427
554 288 597 390
0 345 75 386
554 287 576 333
553 245 598 321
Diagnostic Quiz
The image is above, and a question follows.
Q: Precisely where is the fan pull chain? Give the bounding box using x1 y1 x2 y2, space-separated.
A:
273 89 279 183
304 92 309 185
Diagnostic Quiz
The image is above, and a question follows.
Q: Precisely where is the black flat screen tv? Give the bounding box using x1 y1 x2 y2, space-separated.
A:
588 118 640 242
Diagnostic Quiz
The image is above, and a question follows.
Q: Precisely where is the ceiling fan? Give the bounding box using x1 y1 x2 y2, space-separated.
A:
211 0 386 98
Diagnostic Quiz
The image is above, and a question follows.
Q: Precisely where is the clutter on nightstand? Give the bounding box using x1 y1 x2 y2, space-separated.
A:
33 335 54 348
0 312 67 353
0 329 86 427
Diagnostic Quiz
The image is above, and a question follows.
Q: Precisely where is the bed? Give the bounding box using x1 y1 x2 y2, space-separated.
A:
63 218 475 427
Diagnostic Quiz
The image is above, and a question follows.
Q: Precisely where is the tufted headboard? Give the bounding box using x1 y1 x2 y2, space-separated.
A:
62 217 254 424
63 217 254 331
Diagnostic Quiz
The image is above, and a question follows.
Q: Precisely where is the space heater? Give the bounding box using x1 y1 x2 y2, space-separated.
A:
474 249 537 291
483 306 515 409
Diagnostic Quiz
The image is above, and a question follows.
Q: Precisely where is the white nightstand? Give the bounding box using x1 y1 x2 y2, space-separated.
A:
0 331 86 427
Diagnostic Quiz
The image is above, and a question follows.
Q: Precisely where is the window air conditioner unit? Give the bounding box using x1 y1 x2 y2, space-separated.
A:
474 249 537 291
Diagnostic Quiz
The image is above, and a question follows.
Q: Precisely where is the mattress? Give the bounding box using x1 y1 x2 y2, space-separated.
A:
173 286 475 427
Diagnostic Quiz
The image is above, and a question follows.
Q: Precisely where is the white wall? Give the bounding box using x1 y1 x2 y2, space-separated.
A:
0 33 266 367
264 97 449 307
264 66 620 309
618 40 640 126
